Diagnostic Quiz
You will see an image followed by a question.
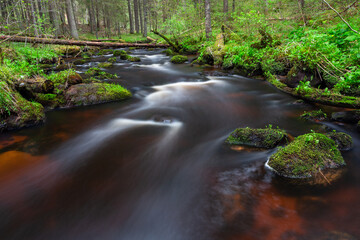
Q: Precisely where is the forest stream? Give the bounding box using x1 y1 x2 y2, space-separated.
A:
0 49 359 240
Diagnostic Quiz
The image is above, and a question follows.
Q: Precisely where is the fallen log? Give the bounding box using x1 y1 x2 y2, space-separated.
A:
151 30 181 52
0 35 170 48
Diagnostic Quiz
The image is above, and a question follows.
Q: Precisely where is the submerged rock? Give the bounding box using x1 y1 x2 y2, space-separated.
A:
326 132 353 151
170 55 188 64
301 109 327 121
65 83 131 107
267 133 345 182
226 127 287 149
331 110 360 123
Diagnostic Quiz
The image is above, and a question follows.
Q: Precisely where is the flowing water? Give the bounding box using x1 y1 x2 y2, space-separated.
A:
0 49 359 240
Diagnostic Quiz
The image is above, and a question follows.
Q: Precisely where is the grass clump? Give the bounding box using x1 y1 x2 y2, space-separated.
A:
268 133 344 178
226 126 287 149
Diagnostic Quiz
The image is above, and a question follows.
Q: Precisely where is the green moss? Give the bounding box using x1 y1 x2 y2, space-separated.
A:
47 69 79 85
226 127 287 149
84 67 117 80
97 49 114 55
268 133 344 178
301 109 327 121
113 50 127 56
162 49 175 56
170 55 188 64
326 132 353 151
98 62 113 68
108 57 117 63
129 47 137 50
127 56 141 62
65 83 132 106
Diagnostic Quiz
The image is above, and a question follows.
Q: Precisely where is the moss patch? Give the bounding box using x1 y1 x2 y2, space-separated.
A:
113 50 127 56
65 83 132 107
108 57 117 63
226 127 287 149
98 62 113 68
268 133 344 178
84 67 117 80
171 55 188 64
127 56 141 62
326 132 353 151
301 110 327 121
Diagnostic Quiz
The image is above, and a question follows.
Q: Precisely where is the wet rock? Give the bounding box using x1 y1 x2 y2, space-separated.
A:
98 62 113 68
127 56 141 62
65 83 131 107
301 109 327 121
226 127 287 149
108 57 117 63
84 67 117 80
73 59 87 65
292 99 305 105
170 55 188 64
285 65 321 88
67 72 83 85
113 50 127 56
331 110 360 123
267 133 345 183
326 132 353 151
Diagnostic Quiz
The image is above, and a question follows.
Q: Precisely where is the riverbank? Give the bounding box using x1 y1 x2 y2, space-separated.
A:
0 43 132 132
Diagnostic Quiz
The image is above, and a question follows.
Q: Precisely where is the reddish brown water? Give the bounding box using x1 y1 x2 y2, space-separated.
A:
0 49 359 240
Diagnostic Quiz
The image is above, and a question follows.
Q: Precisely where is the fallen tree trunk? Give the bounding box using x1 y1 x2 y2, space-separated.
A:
151 30 181 52
0 35 169 48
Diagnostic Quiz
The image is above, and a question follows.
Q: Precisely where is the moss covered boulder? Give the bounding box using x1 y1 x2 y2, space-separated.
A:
226 127 287 149
54 46 82 56
113 50 127 56
285 65 321 88
162 49 175 56
301 109 327 121
98 62 113 68
84 67 117 80
127 56 141 62
1 81 45 131
267 133 345 180
326 132 353 151
97 49 114 55
65 83 131 107
108 57 117 63
170 55 188 64
47 70 83 86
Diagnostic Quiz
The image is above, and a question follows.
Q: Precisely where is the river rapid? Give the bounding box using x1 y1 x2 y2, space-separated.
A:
0 49 359 240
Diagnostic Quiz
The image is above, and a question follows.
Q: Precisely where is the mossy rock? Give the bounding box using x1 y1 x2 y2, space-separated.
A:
286 65 321 88
73 59 87 65
162 49 175 56
331 110 360 123
326 132 353 151
35 93 65 108
267 133 345 179
84 67 117 80
170 55 188 64
127 56 141 62
47 70 82 86
226 127 287 149
97 49 114 55
301 110 327 121
108 57 117 63
129 47 137 50
0 81 45 131
98 62 113 68
65 83 131 107
54 46 82 56
113 50 127 56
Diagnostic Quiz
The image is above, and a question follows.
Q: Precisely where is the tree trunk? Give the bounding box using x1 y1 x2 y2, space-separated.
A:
139 0 143 34
299 0 305 9
204 0 212 40
143 0 148 37
134 0 140 33
30 0 40 38
65 0 79 39
223 0 228 21
232 0 235 11
127 0 134 34
48 0 59 37
0 35 170 48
